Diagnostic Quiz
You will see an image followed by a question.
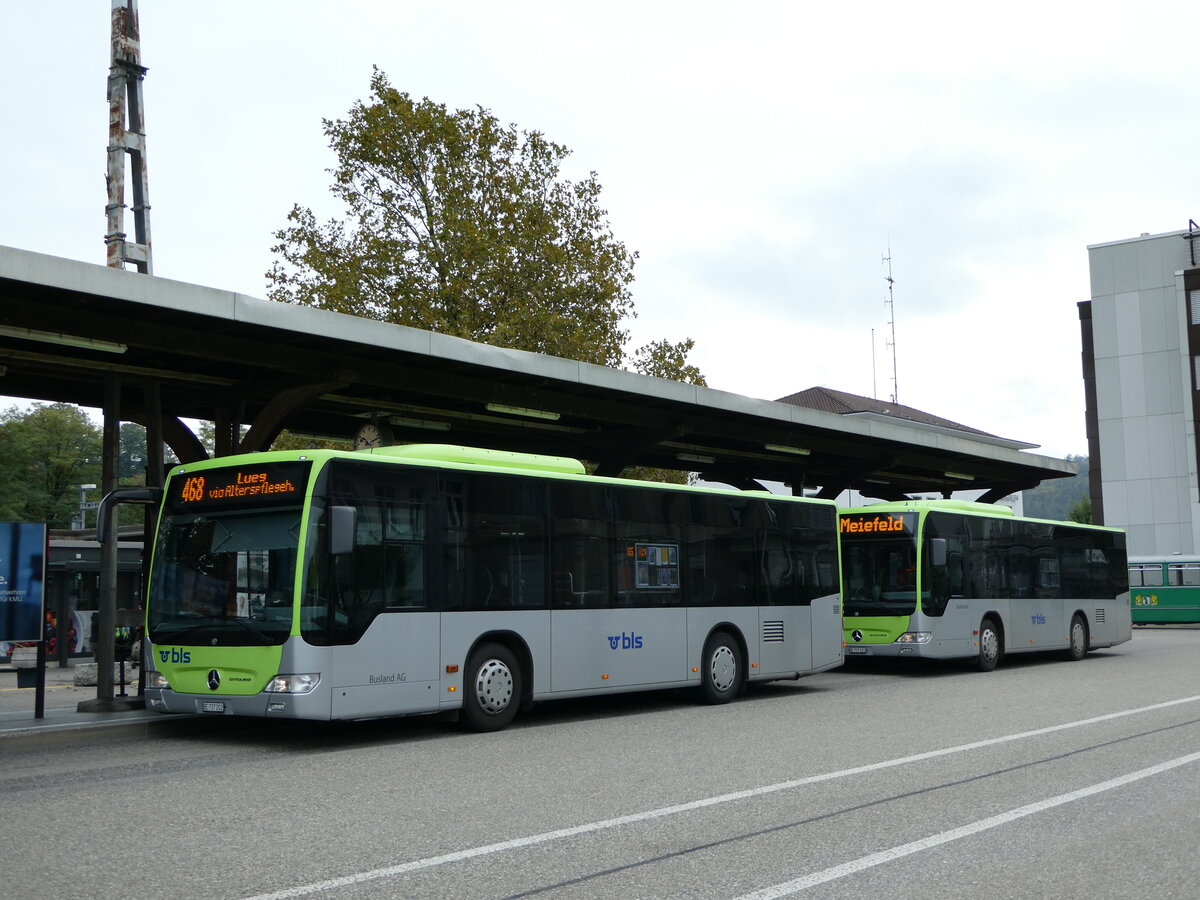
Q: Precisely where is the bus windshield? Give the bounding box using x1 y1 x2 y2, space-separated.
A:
148 507 302 646
840 512 918 617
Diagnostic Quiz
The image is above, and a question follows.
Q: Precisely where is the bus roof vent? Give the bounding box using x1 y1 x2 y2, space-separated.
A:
369 444 587 476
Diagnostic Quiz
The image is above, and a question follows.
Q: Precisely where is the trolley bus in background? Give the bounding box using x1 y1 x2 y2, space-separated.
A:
840 499 1130 670
131 444 843 731
1128 556 1200 624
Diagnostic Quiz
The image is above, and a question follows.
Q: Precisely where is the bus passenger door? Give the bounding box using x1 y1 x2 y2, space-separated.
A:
328 613 441 718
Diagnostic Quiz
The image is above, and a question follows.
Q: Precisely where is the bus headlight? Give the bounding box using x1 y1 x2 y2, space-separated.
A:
265 674 320 694
895 632 932 644
146 670 171 690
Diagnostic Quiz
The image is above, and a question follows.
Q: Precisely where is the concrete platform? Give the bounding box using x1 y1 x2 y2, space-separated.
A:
0 663 186 747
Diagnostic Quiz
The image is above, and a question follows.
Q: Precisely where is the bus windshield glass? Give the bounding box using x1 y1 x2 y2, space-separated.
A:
148 461 311 646
840 511 918 617
148 507 302 645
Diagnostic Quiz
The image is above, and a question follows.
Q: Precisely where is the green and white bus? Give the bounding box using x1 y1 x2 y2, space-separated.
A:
839 500 1130 670
136 444 843 730
1128 556 1200 624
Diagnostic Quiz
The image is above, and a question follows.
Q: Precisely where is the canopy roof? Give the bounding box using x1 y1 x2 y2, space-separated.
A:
0 245 1073 500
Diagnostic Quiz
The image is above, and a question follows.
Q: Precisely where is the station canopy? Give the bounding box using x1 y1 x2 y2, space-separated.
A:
0 246 1073 501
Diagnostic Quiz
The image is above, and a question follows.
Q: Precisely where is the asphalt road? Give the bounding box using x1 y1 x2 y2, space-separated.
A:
3 627 1198 899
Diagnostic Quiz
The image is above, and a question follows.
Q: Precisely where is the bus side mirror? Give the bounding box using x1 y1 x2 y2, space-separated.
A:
328 505 356 556
96 487 162 543
929 537 948 567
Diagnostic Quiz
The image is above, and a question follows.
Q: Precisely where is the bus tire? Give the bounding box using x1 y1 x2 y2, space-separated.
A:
700 632 743 704
977 618 1001 672
1066 614 1089 661
462 642 522 732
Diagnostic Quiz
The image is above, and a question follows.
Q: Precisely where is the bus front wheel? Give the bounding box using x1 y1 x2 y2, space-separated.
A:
977 618 1001 672
462 642 522 732
700 632 743 704
1065 615 1089 661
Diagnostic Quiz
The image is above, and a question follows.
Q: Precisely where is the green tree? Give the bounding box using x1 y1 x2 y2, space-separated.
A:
269 72 708 481
1067 495 1093 524
270 429 352 452
0 404 102 526
268 68 639 368
630 338 707 387
620 338 708 484
118 422 147 479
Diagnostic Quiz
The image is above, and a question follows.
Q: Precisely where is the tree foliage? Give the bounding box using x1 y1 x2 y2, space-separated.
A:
629 338 707 387
0 404 101 527
0 407 170 528
269 429 351 453
1067 495 1092 524
268 69 640 368
268 72 709 482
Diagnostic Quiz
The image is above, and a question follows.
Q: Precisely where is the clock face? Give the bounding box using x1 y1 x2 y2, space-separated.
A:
354 422 390 450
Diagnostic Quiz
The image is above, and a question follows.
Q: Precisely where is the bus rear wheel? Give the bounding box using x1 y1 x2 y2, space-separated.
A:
462 642 522 732
700 632 743 704
1065 614 1089 661
977 618 1001 672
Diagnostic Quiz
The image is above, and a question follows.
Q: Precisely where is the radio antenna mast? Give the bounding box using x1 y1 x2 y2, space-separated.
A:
883 246 898 404
105 0 153 273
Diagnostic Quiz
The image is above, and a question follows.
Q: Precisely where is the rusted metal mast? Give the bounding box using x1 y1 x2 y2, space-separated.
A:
105 0 152 274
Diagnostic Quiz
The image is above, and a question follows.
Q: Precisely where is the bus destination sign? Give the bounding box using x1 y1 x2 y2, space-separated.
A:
839 512 915 536
166 461 312 512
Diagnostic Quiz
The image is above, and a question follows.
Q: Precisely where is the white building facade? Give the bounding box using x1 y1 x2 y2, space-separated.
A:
1083 225 1200 556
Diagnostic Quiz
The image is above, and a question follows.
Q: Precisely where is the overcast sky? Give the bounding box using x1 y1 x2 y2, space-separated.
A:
4 1 1198 459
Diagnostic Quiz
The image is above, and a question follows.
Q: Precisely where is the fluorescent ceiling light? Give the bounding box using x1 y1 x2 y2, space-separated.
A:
485 403 560 421
0 325 127 354
764 443 810 456
944 471 975 481
390 416 451 432
677 452 715 464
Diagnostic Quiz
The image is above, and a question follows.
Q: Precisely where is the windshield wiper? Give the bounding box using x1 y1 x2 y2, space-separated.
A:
151 616 278 646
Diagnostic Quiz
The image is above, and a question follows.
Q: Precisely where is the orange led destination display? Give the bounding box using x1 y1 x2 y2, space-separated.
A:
166 461 311 512
839 512 915 536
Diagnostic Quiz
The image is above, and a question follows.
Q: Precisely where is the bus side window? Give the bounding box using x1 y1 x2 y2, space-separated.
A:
924 512 967 617
1172 563 1200 586
612 487 683 608
1131 564 1163 587
550 483 610 609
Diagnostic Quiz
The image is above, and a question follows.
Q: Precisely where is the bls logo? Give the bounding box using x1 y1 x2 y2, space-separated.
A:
158 647 191 664
607 632 644 650
1030 614 1046 625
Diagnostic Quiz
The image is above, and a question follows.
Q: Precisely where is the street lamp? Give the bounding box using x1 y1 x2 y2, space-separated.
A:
73 484 98 531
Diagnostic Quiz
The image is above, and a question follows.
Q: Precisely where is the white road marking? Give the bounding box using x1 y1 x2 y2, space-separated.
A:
240 694 1200 900
735 750 1200 898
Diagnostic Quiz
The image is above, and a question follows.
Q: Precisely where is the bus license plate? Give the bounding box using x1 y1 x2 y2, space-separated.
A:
202 701 226 713
846 647 868 655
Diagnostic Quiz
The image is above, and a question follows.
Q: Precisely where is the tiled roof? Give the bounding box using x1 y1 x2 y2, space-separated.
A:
776 386 998 439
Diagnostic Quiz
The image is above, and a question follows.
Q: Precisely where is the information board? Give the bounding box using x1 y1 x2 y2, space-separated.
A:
0 522 47 643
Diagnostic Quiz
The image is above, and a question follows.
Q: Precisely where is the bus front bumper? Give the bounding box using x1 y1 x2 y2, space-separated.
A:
843 642 924 658
145 686 330 718
843 637 974 660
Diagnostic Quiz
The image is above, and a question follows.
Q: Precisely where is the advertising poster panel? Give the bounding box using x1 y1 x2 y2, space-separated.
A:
0 522 48 645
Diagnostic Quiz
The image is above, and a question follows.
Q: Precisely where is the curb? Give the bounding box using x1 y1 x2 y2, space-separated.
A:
0 713 207 750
